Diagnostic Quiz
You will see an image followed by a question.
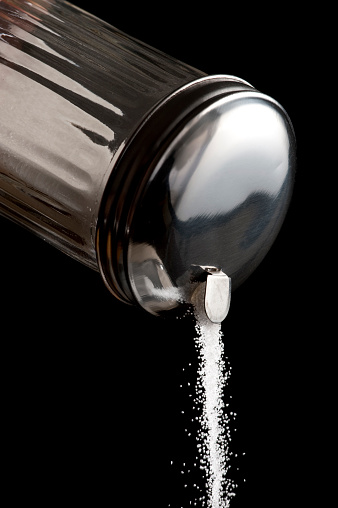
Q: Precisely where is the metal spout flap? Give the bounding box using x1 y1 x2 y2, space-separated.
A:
202 267 231 323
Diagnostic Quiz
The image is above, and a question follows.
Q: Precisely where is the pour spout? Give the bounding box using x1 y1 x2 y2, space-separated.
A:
201 267 231 323
191 266 231 323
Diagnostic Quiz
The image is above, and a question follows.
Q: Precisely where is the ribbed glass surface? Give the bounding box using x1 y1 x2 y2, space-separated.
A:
0 0 204 267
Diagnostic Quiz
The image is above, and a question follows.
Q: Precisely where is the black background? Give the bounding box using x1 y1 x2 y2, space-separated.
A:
1 2 324 507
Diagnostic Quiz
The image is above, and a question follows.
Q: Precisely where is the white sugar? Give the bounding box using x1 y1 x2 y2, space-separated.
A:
193 298 236 507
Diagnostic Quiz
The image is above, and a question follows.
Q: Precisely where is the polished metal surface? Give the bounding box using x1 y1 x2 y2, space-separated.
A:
96 75 255 306
123 91 296 316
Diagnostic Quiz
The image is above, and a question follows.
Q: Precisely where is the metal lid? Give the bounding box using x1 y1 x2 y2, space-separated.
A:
97 75 296 316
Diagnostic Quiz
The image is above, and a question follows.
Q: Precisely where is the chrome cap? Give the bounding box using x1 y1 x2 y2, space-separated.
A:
97 76 296 316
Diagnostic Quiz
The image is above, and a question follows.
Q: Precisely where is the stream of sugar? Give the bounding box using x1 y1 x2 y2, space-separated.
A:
194 312 236 508
168 281 237 507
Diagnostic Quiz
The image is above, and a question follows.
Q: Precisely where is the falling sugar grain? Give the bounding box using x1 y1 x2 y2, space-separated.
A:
192 279 237 508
